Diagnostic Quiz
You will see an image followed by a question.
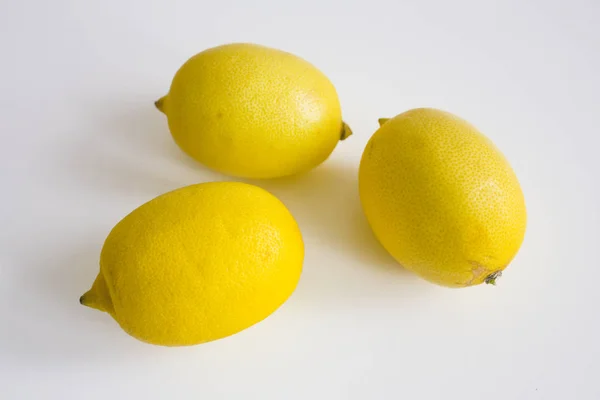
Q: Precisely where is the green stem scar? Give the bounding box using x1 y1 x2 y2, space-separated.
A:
485 271 502 285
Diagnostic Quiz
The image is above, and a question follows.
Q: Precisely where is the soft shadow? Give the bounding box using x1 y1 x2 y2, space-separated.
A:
62 99 225 198
249 164 400 272
243 163 428 308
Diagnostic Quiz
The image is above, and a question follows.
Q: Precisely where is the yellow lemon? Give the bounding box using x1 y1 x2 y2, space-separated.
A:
80 182 304 346
156 43 351 179
359 108 526 287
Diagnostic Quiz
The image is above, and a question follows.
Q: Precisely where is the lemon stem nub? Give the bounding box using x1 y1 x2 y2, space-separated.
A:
485 271 502 285
80 273 114 314
154 96 167 114
340 121 353 141
378 118 390 127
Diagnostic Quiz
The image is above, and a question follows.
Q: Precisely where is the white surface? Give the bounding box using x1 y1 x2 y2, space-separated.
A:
1 0 599 399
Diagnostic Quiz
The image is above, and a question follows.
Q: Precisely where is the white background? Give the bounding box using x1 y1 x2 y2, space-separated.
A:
1 0 599 399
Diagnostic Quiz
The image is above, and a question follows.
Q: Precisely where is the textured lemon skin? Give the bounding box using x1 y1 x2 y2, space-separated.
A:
359 108 526 287
81 182 304 346
158 43 347 179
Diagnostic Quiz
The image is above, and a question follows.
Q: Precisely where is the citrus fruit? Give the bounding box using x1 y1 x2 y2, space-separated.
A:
359 108 526 287
156 43 351 179
80 181 304 345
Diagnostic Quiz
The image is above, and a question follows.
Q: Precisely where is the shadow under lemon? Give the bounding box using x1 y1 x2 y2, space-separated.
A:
243 163 429 308
63 99 227 199
247 164 400 273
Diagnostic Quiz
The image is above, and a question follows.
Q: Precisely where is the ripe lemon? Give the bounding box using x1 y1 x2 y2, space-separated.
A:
80 182 304 346
156 43 351 179
359 108 526 287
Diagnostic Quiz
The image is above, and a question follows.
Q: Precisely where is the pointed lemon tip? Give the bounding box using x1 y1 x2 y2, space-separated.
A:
79 289 103 311
340 121 353 141
80 273 114 314
378 118 390 127
154 95 167 114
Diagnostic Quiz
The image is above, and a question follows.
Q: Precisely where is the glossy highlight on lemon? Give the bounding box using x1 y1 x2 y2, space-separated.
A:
156 43 351 179
80 181 304 346
359 108 526 287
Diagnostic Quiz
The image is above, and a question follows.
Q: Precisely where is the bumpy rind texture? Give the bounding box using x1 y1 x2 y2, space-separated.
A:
160 43 345 179
82 182 304 345
359 108 527 287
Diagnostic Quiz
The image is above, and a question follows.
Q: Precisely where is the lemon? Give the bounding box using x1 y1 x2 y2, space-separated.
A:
80 182 304 346
359 108 526 287
155 43 351 179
